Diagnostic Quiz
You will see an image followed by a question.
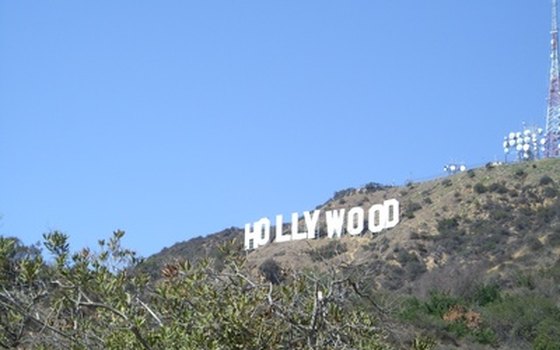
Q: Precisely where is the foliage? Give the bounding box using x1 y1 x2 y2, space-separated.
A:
396 250 426 280
488 182 508 194
543 186 558 198
539 175 554 186
259 258 284 284
436 217 460 235
422 196 433 205
473 183 487 194
471 283 501 306
364 182 388 193
403 202 422 219
411 335 436 350
307 241 348 262
484 294 560 346
423 291 461 318
399 288 500 346
400 275 560 347
136 227 243 278
533 318 560 350
333 187 355 200
0 232 390 349
514 169 527 178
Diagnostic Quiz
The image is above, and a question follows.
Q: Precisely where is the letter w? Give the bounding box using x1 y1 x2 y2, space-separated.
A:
325 209 345 238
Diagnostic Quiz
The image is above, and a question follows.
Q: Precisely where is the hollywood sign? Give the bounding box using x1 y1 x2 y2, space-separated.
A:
244 199 400 250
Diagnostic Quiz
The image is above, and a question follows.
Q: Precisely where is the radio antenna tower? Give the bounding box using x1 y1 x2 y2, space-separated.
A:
545 0 560 157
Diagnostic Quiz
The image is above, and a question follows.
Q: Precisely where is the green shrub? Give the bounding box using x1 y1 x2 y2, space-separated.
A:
0 232 391 350
471 283 501 306
446 321 469 337
364 182 387 192
489 208 511 222
488 182 508 194
399 297 424 321
515 169 527 178
543 186 558 198
307 241 348 261
333 187 355 200
424 291 461 318
396 251 426 280
533 318 560 350
404 202 423 219
540 175 554 186
472 327 497 345
412 336 437 350
407 259 427 280
473 183 487 194
437 217 460 235
259 258 284 284
548 231 560 246
485 294 560 343
516 273 536 290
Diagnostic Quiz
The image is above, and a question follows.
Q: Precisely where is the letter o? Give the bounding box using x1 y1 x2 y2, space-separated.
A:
347 207 364 236
368 204 385 233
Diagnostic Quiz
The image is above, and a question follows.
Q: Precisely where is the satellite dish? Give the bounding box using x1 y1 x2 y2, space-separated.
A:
523 144 530 151
503 141 509 148
509 132 516 139
516 132 522 138
524 136 531 144
443 166 448 172
460 165 466 172
504 147 510 153
541 147 546 152
509 140 516 147
516 144 523 151
538 128 544 134
450 165 457 171
524 129 531 136
541 138 547 145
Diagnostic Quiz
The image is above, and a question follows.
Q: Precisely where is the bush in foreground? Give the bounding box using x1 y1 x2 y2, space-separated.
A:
0 231 391 350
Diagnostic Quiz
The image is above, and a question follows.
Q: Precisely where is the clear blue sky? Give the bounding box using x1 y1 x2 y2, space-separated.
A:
0 1 553 257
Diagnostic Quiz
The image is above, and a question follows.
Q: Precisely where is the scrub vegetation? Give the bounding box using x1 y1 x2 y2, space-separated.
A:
3 158 560 349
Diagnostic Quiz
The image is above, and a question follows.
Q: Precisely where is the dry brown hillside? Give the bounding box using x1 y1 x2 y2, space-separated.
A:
246 159 560 296
143 159 560 297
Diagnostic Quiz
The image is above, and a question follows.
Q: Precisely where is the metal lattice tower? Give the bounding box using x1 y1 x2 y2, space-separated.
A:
545 0 560 157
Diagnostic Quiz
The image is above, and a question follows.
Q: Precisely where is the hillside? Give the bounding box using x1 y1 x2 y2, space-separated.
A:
139 158 560 349
2 158 560 349
247 159 560 294
144 159 560 287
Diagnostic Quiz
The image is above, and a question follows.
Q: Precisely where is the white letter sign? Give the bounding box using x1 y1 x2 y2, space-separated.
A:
244 199 400 250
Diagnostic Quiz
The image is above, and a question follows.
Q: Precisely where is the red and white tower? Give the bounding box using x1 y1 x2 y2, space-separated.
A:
545 0 560 157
